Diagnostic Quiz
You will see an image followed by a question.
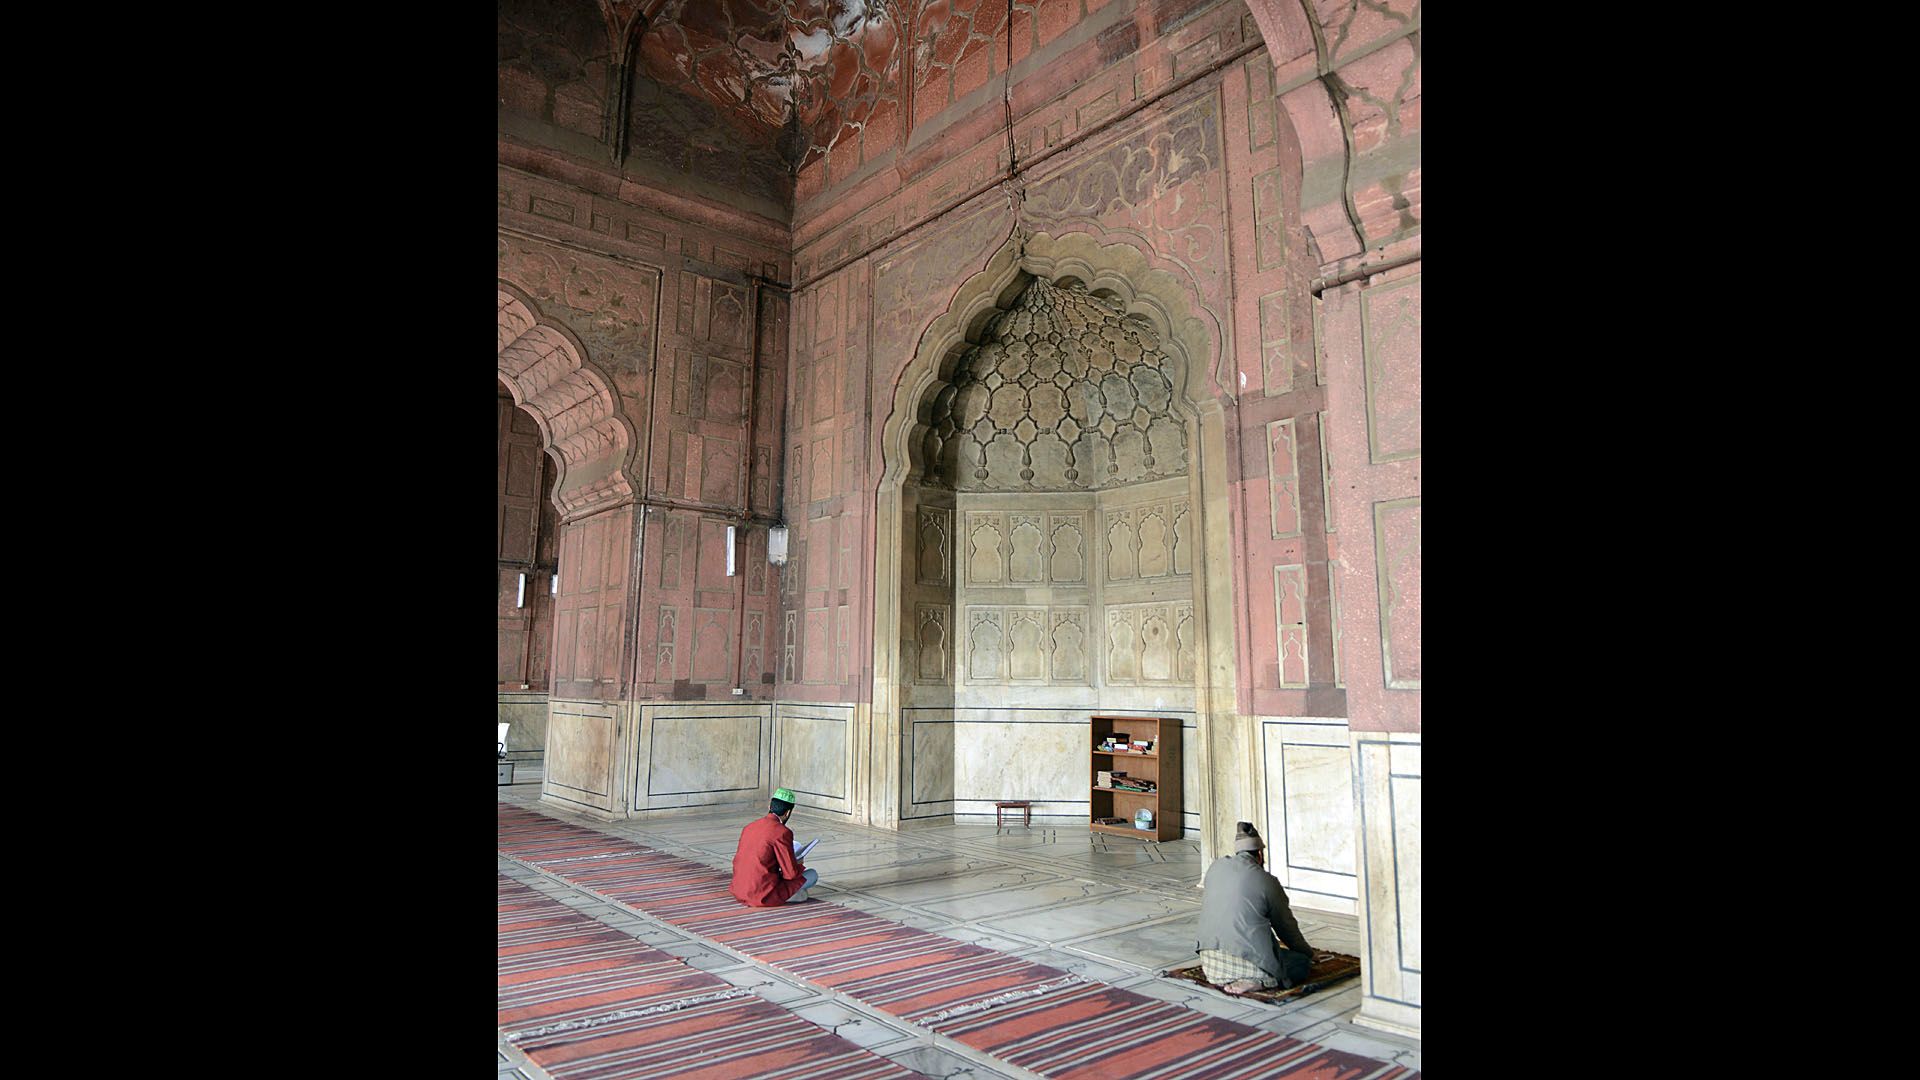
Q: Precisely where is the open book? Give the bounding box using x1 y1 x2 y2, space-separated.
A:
791 837 820 862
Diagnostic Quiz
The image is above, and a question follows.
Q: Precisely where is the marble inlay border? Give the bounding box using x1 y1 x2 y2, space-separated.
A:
772 706 850 805
547 708 616 799
1277 741 1356 879
646 713 765 797
1257 719 1358 903
1356 737 1421 1005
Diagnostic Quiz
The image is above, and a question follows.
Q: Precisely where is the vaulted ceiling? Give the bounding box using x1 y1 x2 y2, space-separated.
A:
591 0 904 173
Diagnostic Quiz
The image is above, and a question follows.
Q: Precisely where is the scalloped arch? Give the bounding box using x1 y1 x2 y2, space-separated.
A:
497 284 637 518
880 231 1223 490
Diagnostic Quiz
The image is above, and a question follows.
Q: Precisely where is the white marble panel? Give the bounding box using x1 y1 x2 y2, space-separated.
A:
1392 774 1421 973
542 701 618 808
774 709 848 803
952 721 1086 803
496 692 548 758
1259 719 1356 912
1352 732 1421 1038
1280 744 1355 877
910 720 956 804
648 712 761 796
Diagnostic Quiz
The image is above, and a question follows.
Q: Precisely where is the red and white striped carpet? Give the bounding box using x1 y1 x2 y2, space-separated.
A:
500 803 1419 1080
499 873 919 1079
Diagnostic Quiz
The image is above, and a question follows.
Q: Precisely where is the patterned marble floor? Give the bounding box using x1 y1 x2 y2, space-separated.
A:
495 773 1420 1080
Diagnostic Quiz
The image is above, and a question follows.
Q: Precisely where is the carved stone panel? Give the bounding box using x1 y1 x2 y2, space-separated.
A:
967 608 1003 682
1274 564 1309 688
1363 275 1422 464
1171 498 1193 576
803 608 831 683
692 608 732 684
707 282 751 349
916 604 949 682
747 529 767 595
702 356 747 421
810 434 835 501
1174 602 1195 683
1048 512 1086 583
1006 607 1048 683
917 507 952 585
1008 514 1046 583
1376 498 1422 689
1105 509 1137 582
744 611 764 680
1106 608 1138 684
1050 609 1089 684
1140 608 1174 682
656 606 678 681
659 517 685 588
966 512 1006 585
1268 418 1301 539
1137 505 1171 577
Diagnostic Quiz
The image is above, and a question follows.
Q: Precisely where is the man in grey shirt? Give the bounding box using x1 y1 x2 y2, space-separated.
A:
1194 822 1313 995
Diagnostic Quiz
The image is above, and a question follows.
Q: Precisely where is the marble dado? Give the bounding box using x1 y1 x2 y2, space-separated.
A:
497 691 549 762
541 699 626 819
903 707 1198 835
632 704 771 812
772 703 855 816
540 699 864 822
1352 731 1421 1038
1257 717 1357 916
945 476 1196 696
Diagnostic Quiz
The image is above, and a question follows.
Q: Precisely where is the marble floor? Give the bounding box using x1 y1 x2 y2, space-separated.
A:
495 770 1420 1080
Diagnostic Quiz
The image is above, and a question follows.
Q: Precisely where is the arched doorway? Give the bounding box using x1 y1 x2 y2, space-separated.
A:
498 378 561 766
868 232 1246 862
497 284 643 815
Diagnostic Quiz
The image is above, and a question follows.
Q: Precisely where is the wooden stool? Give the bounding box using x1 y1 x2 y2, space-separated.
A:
995 801 1031 828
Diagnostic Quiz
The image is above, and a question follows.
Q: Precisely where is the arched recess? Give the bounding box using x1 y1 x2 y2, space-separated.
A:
496 284 638 520
868 232 1249 863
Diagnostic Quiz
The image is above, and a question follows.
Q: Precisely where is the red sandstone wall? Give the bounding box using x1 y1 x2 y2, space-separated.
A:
778 0 1338 712
773 0 1418 726
495 0 1419 729
498 155 791 705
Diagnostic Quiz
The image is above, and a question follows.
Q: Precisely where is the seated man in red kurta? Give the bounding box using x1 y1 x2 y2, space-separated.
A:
730 787 818 906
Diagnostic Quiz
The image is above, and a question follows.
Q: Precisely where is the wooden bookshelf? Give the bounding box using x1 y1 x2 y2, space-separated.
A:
1089 715 1182 841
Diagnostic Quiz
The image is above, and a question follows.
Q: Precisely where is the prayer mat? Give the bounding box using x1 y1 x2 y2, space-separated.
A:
1162 951 1364 1003
497 873 918 1079
500 802 1419 1080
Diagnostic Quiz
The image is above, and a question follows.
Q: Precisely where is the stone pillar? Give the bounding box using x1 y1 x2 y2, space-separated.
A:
1320 263 1420 1036
1351 732 1420 1036
540 503 641 820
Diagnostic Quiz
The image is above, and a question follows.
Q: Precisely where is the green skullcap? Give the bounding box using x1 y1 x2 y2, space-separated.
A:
772 788 796 803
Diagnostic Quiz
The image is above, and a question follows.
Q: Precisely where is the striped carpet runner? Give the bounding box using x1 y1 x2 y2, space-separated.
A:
498 873 919 1079
500 803 1419 1080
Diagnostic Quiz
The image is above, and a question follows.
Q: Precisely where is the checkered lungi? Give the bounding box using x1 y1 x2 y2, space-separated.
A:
1199 948 1278 988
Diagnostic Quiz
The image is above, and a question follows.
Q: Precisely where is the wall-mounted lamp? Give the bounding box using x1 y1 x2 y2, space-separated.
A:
550 568 559 596
726 525 738 576
768 525 790 566
517 571 527 609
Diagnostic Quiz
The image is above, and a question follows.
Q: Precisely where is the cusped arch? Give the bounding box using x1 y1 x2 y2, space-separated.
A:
870 231 1242 857
497 284 636 519
881 231 1223 490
